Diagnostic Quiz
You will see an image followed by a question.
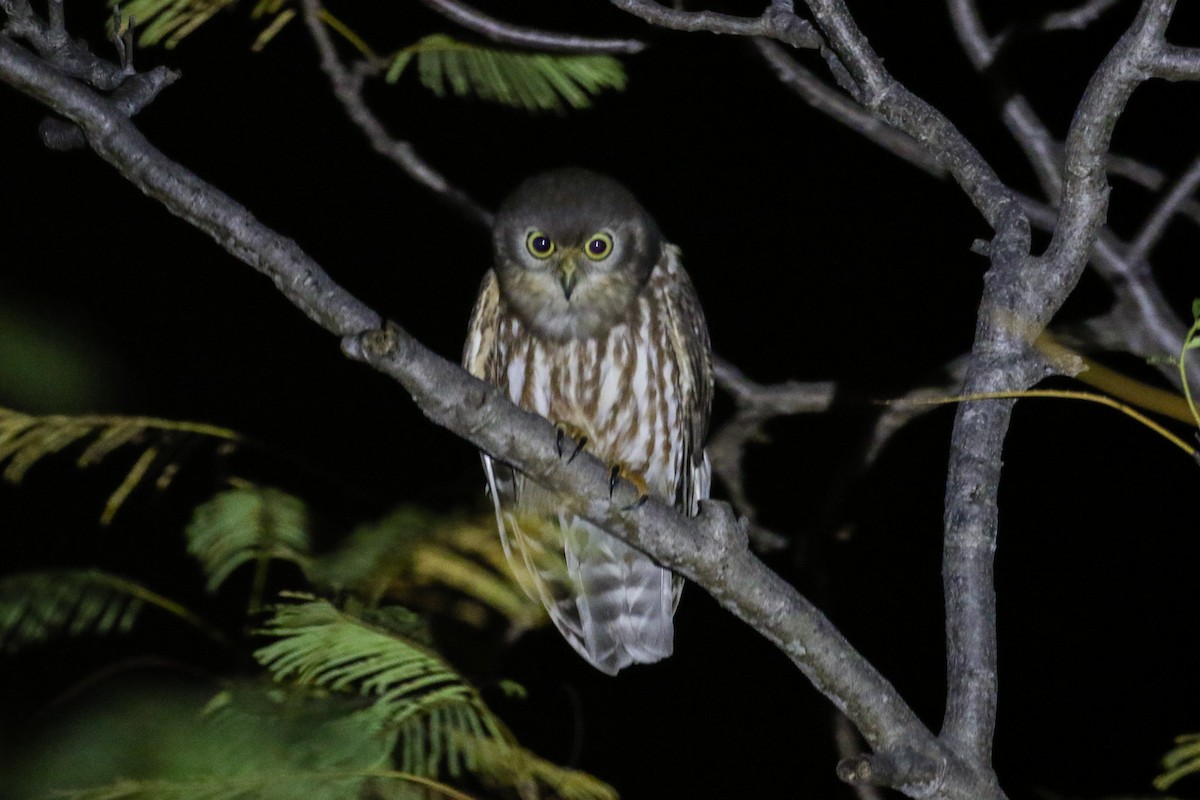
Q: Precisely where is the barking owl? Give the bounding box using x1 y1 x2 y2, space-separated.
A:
463 168 713 675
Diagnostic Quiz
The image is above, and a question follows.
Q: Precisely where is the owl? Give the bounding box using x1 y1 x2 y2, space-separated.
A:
463 168 713 675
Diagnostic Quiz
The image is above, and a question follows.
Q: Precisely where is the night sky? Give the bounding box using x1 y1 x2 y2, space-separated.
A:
3 1 1200 797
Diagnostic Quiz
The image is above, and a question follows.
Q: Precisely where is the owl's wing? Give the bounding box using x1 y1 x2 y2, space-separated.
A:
462 271 588 648
662 247 714 517
463 269 501 380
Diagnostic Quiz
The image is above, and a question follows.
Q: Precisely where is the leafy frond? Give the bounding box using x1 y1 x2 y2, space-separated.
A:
387 35 626 112
255 596 511 778
0 406 240 524
185 484 311 601
0 569 219 652
310 507 545 632
253 597 614 797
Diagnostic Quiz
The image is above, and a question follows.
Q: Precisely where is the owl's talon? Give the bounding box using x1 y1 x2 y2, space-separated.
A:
555 423 588 463
608 464 650 508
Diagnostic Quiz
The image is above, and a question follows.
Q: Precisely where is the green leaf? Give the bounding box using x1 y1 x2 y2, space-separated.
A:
186 485 311 593
1192 297 1200 321
388 35 627 112
385 49 416 83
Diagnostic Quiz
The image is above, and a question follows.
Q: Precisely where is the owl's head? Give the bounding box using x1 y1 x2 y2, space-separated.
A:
492 168 664 341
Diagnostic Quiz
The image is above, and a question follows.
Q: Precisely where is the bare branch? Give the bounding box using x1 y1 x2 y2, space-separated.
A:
1125 150 1200 267
297 0 494 228
753 39 945 177
1102 152 1200 230
416 0 646 54
1041 0 1124 32
1154 43 1200 80
1020 191 1200 391
947 0 1064 199
865 357 970 468
707 355 835 552
608 0 823 50
948 0 1200 399
1047 3 1175 269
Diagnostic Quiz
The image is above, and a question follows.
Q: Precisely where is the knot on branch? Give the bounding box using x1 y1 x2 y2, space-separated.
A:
358 322 403 360
694 499 749 560
836 747 944 796
761 5 820 50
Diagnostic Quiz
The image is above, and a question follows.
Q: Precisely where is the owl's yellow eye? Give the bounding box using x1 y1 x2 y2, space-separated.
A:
526 232 555 259
584 232 613 261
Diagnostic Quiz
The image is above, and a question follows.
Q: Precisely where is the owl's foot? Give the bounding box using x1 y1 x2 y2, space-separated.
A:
609 464 650 509
555 422 589 463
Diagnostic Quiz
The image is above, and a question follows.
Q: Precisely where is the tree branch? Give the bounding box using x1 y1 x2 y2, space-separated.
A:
752 39 945 177
706 356 835 552
415 0 647 54
1124 150 1200 268
608 0 823 50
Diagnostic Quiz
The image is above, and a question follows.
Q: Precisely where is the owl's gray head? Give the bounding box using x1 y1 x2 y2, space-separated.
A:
492 168 664 341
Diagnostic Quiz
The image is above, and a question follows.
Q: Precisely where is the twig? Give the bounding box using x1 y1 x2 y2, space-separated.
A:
297 0 494 228
416 0 646 54
707 355 835 552
947 0 1064 199
1041 0 1124 32
752 39 945 177
1124 150 1200 268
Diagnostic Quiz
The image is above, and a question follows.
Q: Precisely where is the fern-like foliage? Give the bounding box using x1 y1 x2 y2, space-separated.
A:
185 484 311 599
112 0 237 48
0 406 240 524
254 596 616 798
0 569 217 652
310 507 545 633
387 34 626 112
255 595 509 777
1157 732 1200 790
109 2 627 111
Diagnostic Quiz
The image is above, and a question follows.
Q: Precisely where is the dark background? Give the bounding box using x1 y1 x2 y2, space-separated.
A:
2 1 1200 797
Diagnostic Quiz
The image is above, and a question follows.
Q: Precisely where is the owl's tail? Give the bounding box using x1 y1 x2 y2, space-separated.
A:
498 506 679 675
560 519 677 675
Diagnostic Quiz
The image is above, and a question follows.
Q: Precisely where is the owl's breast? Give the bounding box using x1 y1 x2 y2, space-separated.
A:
495 298 683 501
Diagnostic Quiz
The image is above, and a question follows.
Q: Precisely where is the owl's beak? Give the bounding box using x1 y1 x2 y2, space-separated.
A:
558 258 578 300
